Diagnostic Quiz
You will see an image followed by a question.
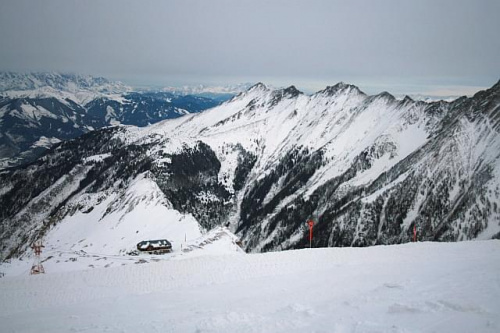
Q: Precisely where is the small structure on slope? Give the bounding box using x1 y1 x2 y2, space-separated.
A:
136 239 172 254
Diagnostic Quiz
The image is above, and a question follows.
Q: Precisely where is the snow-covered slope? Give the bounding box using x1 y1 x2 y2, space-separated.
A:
0 240 499 332
1 81 499 260
42 172 202 255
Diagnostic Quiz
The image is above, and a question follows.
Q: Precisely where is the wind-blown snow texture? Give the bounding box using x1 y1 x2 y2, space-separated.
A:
0 240 499 332
1 80 500 260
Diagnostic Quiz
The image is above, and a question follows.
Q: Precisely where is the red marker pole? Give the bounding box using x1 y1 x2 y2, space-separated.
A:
413 225 417 242
307 220 314 248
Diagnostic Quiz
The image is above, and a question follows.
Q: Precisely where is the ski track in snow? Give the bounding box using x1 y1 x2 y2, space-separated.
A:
0 240 499 333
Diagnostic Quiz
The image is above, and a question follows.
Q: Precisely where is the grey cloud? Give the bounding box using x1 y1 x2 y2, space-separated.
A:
0 0 498 94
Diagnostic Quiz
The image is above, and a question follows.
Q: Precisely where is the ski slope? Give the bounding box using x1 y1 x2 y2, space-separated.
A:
0 240 499 333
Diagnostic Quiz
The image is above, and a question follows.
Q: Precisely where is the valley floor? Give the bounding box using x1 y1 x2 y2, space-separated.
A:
0 240 499 333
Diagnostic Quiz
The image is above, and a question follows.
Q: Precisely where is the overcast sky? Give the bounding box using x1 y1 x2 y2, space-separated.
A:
0 0 498 95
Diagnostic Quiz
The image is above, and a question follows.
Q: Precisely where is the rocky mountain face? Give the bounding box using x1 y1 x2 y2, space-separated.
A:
0 73 220 169
1 80 499 260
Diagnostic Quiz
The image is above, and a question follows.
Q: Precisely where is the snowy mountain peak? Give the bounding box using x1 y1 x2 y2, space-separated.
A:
282 85 302 97
227 82 271 103
247 82 269 93
375 91 396 102
266 85 304 105
402 95 414 103
318 81 364 96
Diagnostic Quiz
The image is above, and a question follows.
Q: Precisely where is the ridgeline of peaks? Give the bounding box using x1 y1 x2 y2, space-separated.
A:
1 78 499 260
0 72 128 95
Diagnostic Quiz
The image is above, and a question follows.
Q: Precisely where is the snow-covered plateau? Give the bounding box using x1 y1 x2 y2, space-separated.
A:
0 239 499 333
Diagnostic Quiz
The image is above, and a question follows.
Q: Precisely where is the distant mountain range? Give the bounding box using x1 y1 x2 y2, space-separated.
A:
162 82 254 95
1 79 499 260
0 72 223 169
161 83 256 103
0 72 130 104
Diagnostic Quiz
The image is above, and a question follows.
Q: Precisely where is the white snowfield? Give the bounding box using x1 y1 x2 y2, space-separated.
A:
1 240 499 333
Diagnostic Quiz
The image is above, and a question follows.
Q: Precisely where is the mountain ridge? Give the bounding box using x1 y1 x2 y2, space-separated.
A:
1 79 499 260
